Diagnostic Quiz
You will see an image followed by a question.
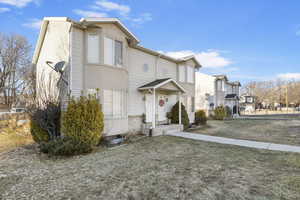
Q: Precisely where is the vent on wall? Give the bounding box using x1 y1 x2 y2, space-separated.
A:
143 63 149 72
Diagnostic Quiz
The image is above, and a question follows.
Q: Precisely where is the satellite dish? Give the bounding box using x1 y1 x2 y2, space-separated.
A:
53 61 66 74
46 60 68 85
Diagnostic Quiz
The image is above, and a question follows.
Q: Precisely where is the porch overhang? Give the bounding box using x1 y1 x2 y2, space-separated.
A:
138 78 186 93
225 94 239 100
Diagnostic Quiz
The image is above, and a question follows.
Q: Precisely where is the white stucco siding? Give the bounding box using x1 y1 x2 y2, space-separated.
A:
70 27 84 97
36 21 71 104
128 48 156 116
195 72 216 111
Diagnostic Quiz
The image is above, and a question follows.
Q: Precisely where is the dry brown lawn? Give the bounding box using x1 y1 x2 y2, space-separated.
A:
1 136 300 200
190 119 300 146
0 119 33 153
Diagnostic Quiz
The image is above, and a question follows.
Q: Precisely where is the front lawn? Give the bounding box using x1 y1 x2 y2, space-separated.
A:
1 136 300 200
190 119 300 146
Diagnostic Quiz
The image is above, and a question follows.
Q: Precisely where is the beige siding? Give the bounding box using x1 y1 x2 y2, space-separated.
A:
157 58 177 80
195 72 216 111
71 27 84 97
128 47 156 116
82 24 130 136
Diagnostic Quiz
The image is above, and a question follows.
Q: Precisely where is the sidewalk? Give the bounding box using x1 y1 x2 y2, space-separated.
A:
167 132 300 153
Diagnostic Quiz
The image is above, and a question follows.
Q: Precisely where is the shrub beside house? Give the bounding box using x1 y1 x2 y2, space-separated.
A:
30 95 104 156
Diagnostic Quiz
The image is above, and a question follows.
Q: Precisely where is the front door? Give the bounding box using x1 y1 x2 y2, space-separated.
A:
157 95 167 122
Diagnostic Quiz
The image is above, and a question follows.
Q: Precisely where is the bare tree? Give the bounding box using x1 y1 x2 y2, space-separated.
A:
243 79 300 109
0 33 31 109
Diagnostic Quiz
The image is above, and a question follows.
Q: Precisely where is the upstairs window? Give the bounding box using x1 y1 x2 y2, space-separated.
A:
104 37 123 67
115 40 123 67
87 32 100 64
187 66 194 83
179 65 186 82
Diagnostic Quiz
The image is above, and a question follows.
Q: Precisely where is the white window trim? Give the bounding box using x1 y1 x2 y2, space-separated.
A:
104 36 123 68
103 89 127 120
187 66 194 84
179 65 186 83
86 31 100 64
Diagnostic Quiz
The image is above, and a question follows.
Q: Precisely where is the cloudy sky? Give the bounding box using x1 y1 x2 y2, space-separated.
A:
0 0 300 83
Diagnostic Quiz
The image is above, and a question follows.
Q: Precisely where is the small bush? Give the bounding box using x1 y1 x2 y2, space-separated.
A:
29 102 61 143
62 95 104 147
225 106 232 118
40 137 92 156
195 110 207 125
214 106 227 120
170 101 190 130
30 120 49 143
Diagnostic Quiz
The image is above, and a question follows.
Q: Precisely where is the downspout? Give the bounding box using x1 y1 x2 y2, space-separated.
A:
68 23 73 98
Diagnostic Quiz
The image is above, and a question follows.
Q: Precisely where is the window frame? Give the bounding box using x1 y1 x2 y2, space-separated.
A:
187 65 194 84
104 36 124 68
179 65 186 83
86 31 100 64
114 40 123 67
102 89 127 119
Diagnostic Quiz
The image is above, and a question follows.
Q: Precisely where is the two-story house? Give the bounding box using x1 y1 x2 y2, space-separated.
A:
196 73 241 115
33 17 201 136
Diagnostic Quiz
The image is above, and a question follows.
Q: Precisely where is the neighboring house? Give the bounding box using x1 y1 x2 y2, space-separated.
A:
240 95 256 113
196 73 241 115
32 17 201 136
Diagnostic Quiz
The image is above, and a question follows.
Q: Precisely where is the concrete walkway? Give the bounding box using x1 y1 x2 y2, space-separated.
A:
167 132 300 153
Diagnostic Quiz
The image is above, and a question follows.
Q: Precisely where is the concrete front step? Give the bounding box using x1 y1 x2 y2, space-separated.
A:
142 124 183 136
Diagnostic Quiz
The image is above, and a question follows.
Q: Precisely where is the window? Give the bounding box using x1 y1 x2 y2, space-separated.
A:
179 65 186 82
115 40 123 67
187 66 194 83
104 37 123 67
87 33 99 64
87 88 99 98
104 37 114 65
103 90 113 117
103 89 126 119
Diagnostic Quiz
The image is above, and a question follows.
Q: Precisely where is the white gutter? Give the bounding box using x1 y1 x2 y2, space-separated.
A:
32 20 49 64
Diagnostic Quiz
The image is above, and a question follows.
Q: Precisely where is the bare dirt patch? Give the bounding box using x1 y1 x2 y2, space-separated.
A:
190 119 300 146
1 136 300 200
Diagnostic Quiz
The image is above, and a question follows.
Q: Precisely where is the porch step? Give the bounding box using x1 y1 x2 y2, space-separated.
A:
152 124 183 136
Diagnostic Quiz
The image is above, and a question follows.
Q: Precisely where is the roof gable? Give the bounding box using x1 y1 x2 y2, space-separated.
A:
139 78 186 93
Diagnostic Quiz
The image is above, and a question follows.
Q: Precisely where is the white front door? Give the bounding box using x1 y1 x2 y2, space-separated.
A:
157 95 167 122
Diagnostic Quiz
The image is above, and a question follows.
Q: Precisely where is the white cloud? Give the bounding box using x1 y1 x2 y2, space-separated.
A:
277 73 300 80
22 18 42 29
130 13 152 24
0 0 37 8
162 50 232 68
74 1 151 25
73 9 108 18
0 7 10 12
95 0 130 16
296 30 300 36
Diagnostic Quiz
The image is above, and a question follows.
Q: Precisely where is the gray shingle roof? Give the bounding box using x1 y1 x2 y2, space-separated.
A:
138 78 171 89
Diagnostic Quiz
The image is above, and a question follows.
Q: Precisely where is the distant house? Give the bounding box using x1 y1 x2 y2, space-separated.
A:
196 73 241 115
32 17 201 136
240 95 256 113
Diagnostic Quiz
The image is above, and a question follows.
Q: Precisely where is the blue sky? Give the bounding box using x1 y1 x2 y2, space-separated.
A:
1 0 300 83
